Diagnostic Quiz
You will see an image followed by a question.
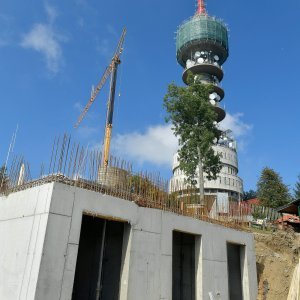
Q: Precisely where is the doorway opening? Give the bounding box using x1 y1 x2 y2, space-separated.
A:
172 231 196 300
72 215 126 300
227 243 244 300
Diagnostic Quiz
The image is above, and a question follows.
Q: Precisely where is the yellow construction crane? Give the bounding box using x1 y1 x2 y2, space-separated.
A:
74 28 126 168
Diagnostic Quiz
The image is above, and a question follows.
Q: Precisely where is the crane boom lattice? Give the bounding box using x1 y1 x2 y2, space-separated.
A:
74 27 126 168
74 66 111 128
74 28 126 129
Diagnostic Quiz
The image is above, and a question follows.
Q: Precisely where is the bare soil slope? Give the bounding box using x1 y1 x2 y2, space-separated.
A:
255 230 300 300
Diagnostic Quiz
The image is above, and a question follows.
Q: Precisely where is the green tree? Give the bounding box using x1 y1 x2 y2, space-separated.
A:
0 166 8 192
164 79 221 203
294 174 300 200
257 167 291 208
243 189 257 201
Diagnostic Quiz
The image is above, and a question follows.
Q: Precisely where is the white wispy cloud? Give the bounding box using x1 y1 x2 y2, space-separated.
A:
20 5 65 73
0 14 14 47
96 38 110 57
220 112 252 138
74 101 83 112
77 125 98 139
77 18 85 28
220 112 252 151
110 112 252 166
106 24 118 38
112 124 178 167
73 101 101 139
45 4 58 24
0 38 8 47
96 24 119 58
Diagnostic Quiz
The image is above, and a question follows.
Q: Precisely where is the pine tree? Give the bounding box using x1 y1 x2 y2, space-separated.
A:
257 167 291 208
164 77 222 201
294 174 300 200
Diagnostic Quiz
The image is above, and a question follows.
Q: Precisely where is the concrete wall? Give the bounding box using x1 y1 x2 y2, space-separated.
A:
0 182 258 300
0 183 54 300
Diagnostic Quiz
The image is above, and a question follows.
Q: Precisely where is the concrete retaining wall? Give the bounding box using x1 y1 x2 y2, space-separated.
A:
0 182 258 300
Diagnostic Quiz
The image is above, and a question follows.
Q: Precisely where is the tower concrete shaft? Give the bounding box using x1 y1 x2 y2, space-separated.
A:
171 1 243 201
176 0 228 123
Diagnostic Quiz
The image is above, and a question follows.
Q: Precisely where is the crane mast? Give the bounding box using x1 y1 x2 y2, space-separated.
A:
74 28 126 168
103 56 119 167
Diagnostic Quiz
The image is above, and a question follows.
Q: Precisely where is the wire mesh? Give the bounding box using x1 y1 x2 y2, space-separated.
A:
176 14 229 54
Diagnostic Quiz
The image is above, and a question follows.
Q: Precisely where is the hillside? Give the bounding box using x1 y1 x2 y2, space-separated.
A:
255 230 300 300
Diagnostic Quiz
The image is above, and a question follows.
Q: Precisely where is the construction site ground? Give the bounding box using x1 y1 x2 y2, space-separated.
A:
254 228 300 300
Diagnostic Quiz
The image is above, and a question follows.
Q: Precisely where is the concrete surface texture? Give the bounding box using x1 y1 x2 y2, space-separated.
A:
0 182 258 300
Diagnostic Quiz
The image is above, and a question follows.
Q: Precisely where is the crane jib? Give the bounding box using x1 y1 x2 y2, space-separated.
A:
74 27 126 166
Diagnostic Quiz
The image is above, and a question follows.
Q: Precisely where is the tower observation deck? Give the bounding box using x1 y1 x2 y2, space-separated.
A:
170 0 243 201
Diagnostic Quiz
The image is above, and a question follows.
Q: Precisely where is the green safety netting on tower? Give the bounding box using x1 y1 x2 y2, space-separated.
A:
176 14 229 65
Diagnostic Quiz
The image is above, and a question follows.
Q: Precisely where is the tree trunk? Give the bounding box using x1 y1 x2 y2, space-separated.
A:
197 146 205 206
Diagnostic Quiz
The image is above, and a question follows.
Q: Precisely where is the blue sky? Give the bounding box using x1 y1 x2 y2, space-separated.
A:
1 0 300 193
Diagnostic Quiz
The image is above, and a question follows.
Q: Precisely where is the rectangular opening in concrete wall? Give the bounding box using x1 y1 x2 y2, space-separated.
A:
72 215 127 300
227 242 244 300
172 231 196 300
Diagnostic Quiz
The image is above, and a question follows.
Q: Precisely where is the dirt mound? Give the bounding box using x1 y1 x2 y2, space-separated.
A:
255 230 300 300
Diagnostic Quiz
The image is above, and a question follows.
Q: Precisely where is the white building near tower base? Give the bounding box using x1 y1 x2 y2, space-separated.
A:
171 143 244 201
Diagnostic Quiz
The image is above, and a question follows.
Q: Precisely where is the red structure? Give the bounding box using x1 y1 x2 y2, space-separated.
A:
277 199 300 231
244 198 260 206
197 0 207 15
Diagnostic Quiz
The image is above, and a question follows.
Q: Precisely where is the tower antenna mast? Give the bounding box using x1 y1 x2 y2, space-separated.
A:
197 0 207 15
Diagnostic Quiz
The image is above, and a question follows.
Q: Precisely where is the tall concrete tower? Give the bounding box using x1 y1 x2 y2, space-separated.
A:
170 0 243 201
